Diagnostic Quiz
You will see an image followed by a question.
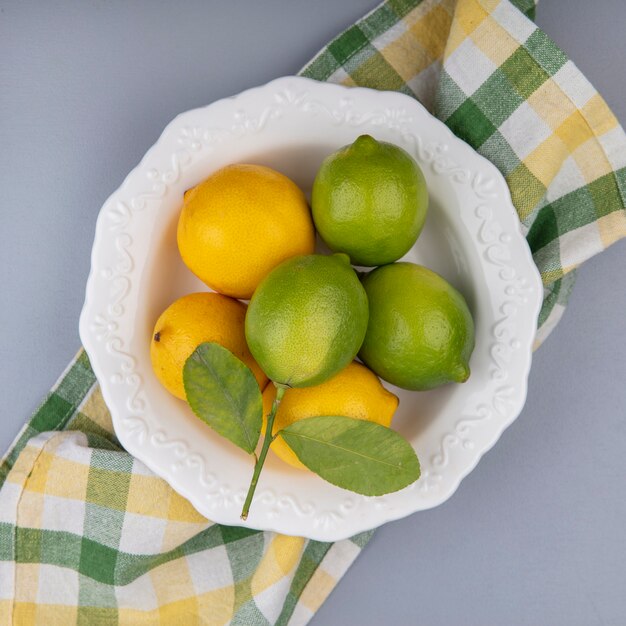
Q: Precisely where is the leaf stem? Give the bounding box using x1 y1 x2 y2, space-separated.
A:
240 383 286 520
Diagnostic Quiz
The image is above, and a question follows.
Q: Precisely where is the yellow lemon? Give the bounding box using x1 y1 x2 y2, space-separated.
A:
262 362 399 469
150 292 268 400
177 164 315 299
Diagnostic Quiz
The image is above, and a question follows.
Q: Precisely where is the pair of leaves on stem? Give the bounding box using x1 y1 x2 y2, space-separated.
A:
183 342 420 502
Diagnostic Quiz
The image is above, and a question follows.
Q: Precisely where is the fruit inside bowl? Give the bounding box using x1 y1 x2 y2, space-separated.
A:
149 135 476 520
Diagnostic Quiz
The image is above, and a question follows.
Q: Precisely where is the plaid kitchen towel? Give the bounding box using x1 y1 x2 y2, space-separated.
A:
1 0 625 624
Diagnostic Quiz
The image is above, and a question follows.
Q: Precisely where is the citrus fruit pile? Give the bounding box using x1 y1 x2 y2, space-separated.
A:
150 135 475 517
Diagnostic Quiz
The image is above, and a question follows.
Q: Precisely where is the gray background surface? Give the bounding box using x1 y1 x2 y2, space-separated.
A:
1 1 625 624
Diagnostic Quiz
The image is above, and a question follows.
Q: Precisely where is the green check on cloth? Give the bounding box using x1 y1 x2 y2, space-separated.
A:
2 0 625 624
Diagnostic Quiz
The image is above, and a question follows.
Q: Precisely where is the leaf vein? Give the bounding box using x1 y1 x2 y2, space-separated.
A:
286 432 405 470
196 349 255 451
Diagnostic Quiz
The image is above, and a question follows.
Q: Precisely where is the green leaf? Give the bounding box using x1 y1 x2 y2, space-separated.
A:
183 342 262 454
279 415 420 496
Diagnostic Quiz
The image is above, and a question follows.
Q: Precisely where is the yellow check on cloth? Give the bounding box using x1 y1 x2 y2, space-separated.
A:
1 1 625 624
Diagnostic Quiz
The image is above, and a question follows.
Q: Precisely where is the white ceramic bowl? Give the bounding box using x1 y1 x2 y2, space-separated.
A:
79 76 542 541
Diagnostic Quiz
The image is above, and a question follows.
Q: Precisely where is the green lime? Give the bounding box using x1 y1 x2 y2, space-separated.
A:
245 253 369 388
311 135 428 267
359 262 474 391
